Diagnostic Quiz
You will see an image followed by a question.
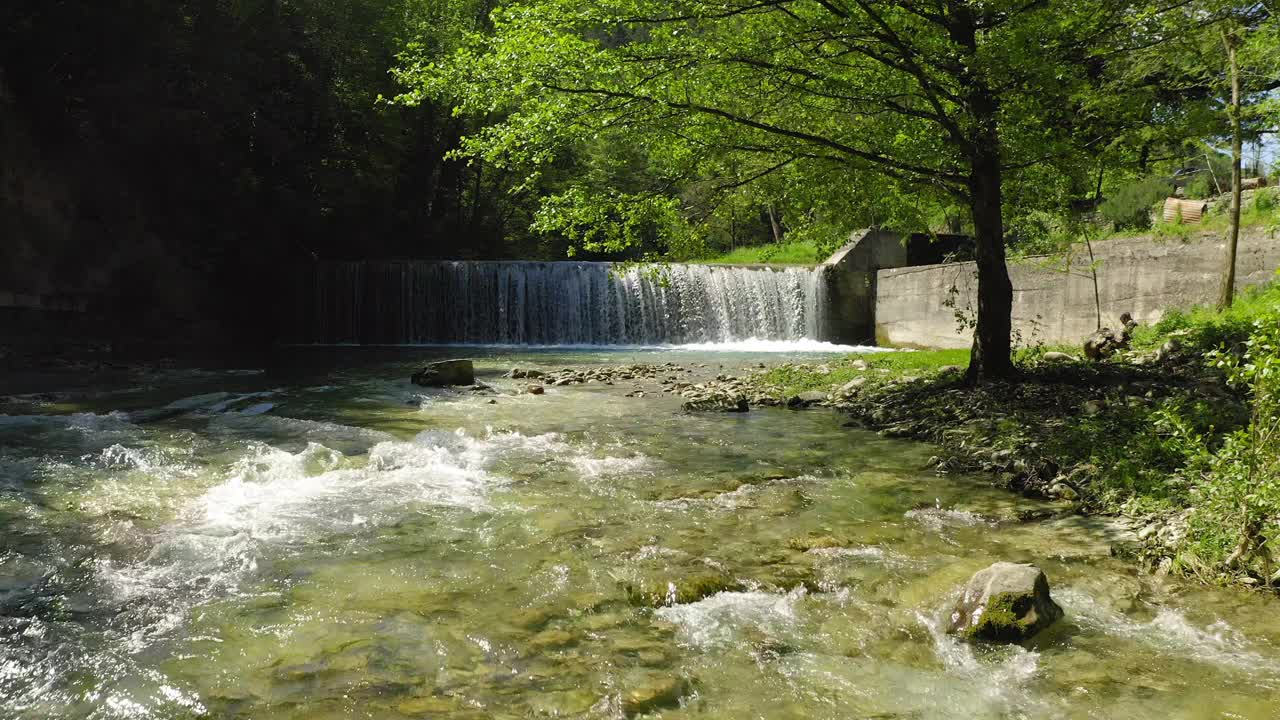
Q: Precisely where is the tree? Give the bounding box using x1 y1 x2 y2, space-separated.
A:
401 0 1199 380
1220 20 1245 308
1213 4 1277 308
1 0 566 342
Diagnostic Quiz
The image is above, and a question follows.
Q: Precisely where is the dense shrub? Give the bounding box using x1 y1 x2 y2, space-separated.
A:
1253 186 1277 213
1183 173 1217 199
1135 282 1280 355
1099 177 1171 230
1176 313 1280 582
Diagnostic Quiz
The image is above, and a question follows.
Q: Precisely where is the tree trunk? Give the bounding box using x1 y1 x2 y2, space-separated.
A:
949 7 1015 383
767 205 784 244
1219 27 1242 309
965 145 1016 382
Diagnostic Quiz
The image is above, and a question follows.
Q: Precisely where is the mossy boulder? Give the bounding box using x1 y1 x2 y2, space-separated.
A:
947 562 1063 643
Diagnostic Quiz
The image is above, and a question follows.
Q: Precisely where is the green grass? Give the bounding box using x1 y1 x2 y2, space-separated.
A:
756 349 970 395
1131 280 1280 353
694 240 822 265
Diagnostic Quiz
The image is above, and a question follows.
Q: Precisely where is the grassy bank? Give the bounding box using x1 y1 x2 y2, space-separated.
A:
739 282 1280 589
692 240 821 265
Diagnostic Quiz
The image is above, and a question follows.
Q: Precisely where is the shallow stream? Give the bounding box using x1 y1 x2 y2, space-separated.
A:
2 350 1278 719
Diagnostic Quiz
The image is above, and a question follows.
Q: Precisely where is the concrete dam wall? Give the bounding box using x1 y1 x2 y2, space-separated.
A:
871 228 1280 349
292 227 1275 350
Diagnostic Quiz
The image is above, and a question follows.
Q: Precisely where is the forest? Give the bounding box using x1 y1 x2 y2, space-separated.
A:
3 1 1276 358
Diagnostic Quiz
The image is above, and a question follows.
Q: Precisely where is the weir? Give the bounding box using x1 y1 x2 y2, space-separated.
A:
305 260 829 346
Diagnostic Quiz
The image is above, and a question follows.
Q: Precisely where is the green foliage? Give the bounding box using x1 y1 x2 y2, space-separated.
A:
1133 282 1280 354
399 0 1189 263
756 350 970 396
694 242 821 266
532 187 698 259
1184 173 1216 200
1175 312 1280 581
1253 187 1277 213
1099 177 1171 230
1056 280 1280 581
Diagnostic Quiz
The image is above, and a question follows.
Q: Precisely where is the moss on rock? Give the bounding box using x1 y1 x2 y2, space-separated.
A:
624 573 742 608
948 562 1063 643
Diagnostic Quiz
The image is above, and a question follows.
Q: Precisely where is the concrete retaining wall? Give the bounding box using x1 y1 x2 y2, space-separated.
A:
821 229 904 344
875 228 1280 349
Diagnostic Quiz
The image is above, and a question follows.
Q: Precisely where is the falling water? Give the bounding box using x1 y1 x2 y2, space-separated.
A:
307 261 829 346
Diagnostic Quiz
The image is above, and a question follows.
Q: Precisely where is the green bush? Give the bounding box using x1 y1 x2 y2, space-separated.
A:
1176 314 1280 582
1183 173 1217 200
1099 177 1171 231
1253 186 1276 213
1134 282 1280 355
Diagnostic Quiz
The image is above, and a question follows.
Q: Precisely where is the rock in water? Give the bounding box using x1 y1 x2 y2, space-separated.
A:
621 675 689 717
947 562 1063 643
682 394 748 413
411 359 475 387
786 390 828 409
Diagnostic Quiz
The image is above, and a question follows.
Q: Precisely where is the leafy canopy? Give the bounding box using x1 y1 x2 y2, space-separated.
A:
398 0 1193 256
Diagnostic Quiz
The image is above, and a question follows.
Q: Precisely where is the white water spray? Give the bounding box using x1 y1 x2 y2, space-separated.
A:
310 261 829 345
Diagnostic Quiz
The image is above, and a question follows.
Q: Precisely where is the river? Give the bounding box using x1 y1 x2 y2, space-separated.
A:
2 348 1278 719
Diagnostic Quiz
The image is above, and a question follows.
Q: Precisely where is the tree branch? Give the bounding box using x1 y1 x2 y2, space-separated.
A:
543 82 966 184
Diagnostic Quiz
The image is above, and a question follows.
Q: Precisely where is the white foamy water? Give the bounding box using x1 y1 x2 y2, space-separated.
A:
96 427 616 608
905 506 996 531
195 429 554 544
570 453 652 478
8 354 1280 720
1057 588 1280 677
94 443 192 475
312 260 833 345
656 589 807 650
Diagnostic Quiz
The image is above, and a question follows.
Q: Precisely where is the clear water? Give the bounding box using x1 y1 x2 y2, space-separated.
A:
2 349 1278 719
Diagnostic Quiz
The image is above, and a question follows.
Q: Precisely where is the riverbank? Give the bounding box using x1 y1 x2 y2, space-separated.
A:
678 283 1280 591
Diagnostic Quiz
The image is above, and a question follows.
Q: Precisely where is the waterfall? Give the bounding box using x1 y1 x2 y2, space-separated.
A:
308 261 829 346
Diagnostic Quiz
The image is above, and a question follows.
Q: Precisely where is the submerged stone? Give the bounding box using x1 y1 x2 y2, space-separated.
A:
397 695 460 715
947 562 1063 643
508 607 555 630
411 359 475 387
529 628 575 650
786 534 848 552
621 675 689 717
